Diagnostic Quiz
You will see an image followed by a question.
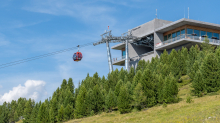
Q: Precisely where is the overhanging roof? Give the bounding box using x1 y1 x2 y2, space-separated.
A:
155 18 220 33
111 43 125 50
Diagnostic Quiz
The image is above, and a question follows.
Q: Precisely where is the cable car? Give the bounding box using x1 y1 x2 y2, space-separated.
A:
73 45 83 62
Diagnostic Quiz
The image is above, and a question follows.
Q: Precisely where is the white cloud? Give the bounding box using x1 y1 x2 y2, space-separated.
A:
23 0 116 24
0 80 47 104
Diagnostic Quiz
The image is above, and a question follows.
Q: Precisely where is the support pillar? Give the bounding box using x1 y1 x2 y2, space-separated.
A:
125 39 129 71
106 41 113 73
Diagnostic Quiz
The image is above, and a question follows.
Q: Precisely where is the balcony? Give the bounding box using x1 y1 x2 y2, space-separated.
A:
155 34 220 50
112 56 125 66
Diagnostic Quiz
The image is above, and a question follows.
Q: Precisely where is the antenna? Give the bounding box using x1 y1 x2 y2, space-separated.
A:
184 8 185 18
156 9 157 19
188 7 189 19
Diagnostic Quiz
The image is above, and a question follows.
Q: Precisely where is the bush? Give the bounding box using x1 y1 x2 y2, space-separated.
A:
186 95 193 103
162 102 167 108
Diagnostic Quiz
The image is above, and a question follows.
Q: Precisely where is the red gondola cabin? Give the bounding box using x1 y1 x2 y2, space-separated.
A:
73 52 83 62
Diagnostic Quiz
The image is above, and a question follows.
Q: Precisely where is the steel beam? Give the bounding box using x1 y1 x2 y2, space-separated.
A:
106 41 113 73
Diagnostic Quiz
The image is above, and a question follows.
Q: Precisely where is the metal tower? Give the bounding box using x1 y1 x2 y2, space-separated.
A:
93 30 154 73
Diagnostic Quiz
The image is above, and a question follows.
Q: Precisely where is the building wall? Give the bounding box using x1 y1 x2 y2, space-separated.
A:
132 19 155 37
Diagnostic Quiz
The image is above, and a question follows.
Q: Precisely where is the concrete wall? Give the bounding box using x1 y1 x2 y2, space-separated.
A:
132 19 155 37
128 43 153 58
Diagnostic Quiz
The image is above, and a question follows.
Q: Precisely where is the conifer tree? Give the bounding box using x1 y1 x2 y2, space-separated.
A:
14 111 18 122
61 79 67 90
136 60 146 72
37 103 49 123
128 66 135 82
155 74 164 103
64 90 75 108
200 53 220 92
163 74 178 103
64 104 74 120
105 88 117 112
192 70 206 96
170 57 179 78
114 79 123 97
180 47 189 75
140 69 156 107
0 102 9 123
23 99 33 123
131 70 142 92
92 85 104 113
30 103 39 123
132 83 146 110
85 89 95 115
67 78 74 94
117 85 131 114
160 49 169 64
58 105 65 122
49 97 58 123
74 85 87 118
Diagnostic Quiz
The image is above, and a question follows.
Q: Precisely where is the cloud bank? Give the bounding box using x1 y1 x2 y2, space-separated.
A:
0 80 47 104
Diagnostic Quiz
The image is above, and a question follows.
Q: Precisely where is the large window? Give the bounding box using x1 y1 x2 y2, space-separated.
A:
168 34 171 40
187 28 193 34
164 35 167 41
207 32 212 38
213 33 219 39
194 30 200 36
201 31 206 36
181 29 185 35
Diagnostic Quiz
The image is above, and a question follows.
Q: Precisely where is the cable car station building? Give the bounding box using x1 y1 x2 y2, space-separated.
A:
112 18 220 69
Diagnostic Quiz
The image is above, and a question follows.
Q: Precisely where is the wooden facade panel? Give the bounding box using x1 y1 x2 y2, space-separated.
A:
122 48 125 51
163 26 186 36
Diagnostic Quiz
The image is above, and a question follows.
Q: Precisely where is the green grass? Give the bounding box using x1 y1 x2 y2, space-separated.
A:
66 83 220 123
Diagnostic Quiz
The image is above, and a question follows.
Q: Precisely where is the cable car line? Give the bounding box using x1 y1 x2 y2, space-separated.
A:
0 41 95 69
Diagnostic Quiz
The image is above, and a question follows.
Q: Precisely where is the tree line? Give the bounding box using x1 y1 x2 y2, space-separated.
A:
1 39 220 122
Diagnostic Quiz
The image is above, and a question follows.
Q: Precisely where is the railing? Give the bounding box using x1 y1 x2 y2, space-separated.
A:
112 56 126 63
156 34 220 47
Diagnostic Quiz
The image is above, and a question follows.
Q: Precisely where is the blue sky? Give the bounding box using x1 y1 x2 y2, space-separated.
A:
0 0 220 104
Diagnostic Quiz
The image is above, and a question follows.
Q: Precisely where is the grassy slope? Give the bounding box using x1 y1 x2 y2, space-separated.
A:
66 83 220 123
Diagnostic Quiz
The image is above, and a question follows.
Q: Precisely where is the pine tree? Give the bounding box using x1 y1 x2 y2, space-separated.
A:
136 60 146 72
114 79 123 97
92 85 104 113
140 69 156 107
58 105 65 122
61 79 68 90
37 103 49 123
23 99 33 123
156 74 164 103
64 90 75 108
128 66 135 82
132 83 146 110
160 49 169 65
170 57 179 79
0 102 9 123
67 78 75 94
117 85 131 114
105 88 117 112
200 53 220 92
85 89 95 115
49 97 58 123
74 85 87 118
192 70 206 96
131 70 142 92
163 74 178 103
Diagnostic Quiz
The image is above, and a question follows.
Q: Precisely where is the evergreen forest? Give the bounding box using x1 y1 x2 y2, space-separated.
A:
1 39 220 123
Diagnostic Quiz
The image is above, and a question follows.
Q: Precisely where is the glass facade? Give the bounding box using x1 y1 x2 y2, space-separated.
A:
187 28 193 34
194 30 200 36
201 31 206 36
163 27 220 42
207 32 212 38
213 33 219 39
164 35 167 41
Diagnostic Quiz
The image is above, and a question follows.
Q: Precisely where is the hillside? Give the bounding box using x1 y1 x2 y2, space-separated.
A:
66 83 220 123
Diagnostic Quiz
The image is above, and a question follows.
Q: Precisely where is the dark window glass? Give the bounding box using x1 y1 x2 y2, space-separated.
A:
172 32 176 38
201 31 206 36
168 34 171 39
181 29 185 35
164 35 167 41
187 28 193 34
207 32 212 38
213 33 219 39
194 30 200 36
177 31 180 36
